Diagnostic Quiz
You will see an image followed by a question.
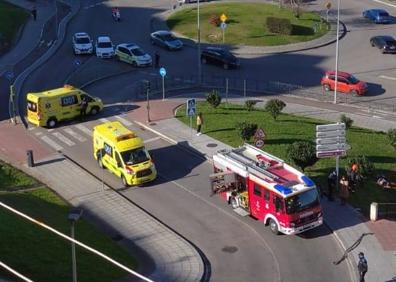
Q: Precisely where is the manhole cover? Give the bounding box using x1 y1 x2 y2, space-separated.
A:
207 143 218 148
221 246 238 253
112 234 124 242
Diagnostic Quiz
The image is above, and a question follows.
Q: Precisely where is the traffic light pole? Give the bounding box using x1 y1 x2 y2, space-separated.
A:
146 83 151 123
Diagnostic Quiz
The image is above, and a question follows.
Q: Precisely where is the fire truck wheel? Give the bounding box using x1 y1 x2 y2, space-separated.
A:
230 196 239 209
269 219 279 235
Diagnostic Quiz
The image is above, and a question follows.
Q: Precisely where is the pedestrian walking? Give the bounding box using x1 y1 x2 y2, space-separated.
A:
339 175 350 205
196 112 203 136
327 170 336 201
154 51 160 68
357 252 368 282
31 6 37 21
80 96 88 120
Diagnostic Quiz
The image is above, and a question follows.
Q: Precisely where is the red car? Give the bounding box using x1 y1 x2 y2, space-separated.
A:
320 71 368 96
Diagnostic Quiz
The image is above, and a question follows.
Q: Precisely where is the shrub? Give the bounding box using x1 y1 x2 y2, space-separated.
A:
387 129 396 149
264 99 286 120
235 122 258 141
286 141 318 172
209 14 221 27
206 90 222 108
266 17 292 35
340 114 353 129
245 100 258 111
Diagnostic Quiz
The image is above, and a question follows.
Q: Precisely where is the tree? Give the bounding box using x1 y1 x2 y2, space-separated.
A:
340 114 353 129
206 90 222 108
245 100 257 111
265 99 286 120
387 129 396 149
235 122 258 142
286 141 318 172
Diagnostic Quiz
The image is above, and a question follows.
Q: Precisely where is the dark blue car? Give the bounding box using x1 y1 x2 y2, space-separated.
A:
363 9 391 24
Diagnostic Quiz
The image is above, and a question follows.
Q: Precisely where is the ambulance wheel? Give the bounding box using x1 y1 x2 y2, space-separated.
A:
90 106 99 115
269 219 279 235
47 118 57 128
121 175 129 187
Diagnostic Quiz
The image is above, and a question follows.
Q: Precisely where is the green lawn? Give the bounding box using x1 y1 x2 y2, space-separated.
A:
167 2 328 46
0 1 30 51
176 102 396 215
0 161 137 282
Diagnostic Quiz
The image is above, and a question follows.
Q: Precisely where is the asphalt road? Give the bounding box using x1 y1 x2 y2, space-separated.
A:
16 0 396 280
28 114 351 282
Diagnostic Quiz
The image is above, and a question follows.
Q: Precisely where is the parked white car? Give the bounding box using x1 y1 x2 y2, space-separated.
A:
115 43 152 67
72 32 93 55
95 36 115 58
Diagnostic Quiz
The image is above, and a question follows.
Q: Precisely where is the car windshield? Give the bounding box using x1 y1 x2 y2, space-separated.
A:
98 42 112 48
346 75 360 84
386 40 396 45
285 189 319 214
120 147 150 165
76 37 90 44
162 34 176 41
379 12 389 17
131 48 146 56
217 49 235 59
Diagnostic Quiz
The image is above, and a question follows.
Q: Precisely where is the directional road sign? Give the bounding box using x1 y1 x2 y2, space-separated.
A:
316 123 348 158
316 130 345 138
317 150 346 158
316 136 346 145
159 67 167 77
316 123 345 132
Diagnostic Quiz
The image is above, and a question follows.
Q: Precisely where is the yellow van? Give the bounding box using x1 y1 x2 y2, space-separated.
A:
93 121 157 186
27 85 103 128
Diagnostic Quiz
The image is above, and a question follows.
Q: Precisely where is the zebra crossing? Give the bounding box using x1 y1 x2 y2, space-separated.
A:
31 116 161 152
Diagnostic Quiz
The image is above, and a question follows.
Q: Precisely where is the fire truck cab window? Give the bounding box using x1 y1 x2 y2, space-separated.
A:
253 184 261 196
273 196 284 213
264 190 270 202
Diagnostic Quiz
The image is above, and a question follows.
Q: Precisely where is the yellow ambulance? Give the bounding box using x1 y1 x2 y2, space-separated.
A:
93 121 157 186
26 85 103 128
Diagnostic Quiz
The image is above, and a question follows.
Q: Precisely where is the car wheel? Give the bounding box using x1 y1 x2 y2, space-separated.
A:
201 57 207 64
323 84 331 92
46 118 57 128
223 63 229 70
121 175 129 187
269 219 280 235
90 106 99 115
350 90 359 97
370 41 375 47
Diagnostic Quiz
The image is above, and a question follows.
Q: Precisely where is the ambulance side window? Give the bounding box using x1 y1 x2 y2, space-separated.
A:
115 152 123 168
253 184 261 196
104 143 113 157
61 95 78 106
264 190 270 202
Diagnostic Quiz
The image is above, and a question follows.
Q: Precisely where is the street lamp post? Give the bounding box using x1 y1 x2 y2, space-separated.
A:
68 208 83 282
197 0 202 84
333 0 341 104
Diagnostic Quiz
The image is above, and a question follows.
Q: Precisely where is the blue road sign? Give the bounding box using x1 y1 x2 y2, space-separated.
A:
74 59 81 66
220 22 227 29
186 98 196 117
159 67 167 77
5 71 14 81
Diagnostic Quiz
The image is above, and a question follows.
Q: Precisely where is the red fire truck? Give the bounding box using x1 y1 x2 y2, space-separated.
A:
211 143 323 235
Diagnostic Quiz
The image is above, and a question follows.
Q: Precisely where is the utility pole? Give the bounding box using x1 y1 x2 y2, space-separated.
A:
197 0 202 84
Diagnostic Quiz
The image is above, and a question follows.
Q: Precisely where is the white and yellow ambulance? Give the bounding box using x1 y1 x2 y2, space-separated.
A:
93 121 157 186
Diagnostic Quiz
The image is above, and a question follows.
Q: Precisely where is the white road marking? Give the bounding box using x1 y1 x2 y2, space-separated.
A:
34 132 43 136
379 75 396 81
373 0 396 8
99 118 111 123
41 136 63 151
64 128 87 142
47 129 55 132
114 115 132 126
52 132 76 146
144 136 161 144
74 124 93 137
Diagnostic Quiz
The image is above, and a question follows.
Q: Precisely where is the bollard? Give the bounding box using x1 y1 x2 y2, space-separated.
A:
370 202 378 221
27 150 34 167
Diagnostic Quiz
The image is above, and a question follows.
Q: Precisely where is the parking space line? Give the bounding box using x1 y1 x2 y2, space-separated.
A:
115 115 132 126
41 136 63 151
74 124 93 137
379 75 396 81
99 118 111 123
64 128 87 142
52 132 76 146
144 136 161 144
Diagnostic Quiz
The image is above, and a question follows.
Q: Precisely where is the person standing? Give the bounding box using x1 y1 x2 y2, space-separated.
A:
31 6 37 21
80 97 88 120
327 170 336 201
357 252 368 282
154 51 160 68
196 112 203 136
339 175 350 205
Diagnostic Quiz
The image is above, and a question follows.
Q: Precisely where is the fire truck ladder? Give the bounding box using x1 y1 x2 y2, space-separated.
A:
224 148 280 182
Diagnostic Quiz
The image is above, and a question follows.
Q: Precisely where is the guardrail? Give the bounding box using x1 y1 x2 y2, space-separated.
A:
371 202 396 220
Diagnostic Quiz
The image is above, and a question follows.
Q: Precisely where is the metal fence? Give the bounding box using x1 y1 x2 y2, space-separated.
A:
378 203 396 219
133 74 396 114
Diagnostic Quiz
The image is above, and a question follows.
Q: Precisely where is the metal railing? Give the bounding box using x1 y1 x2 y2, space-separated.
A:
378 203 396 219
